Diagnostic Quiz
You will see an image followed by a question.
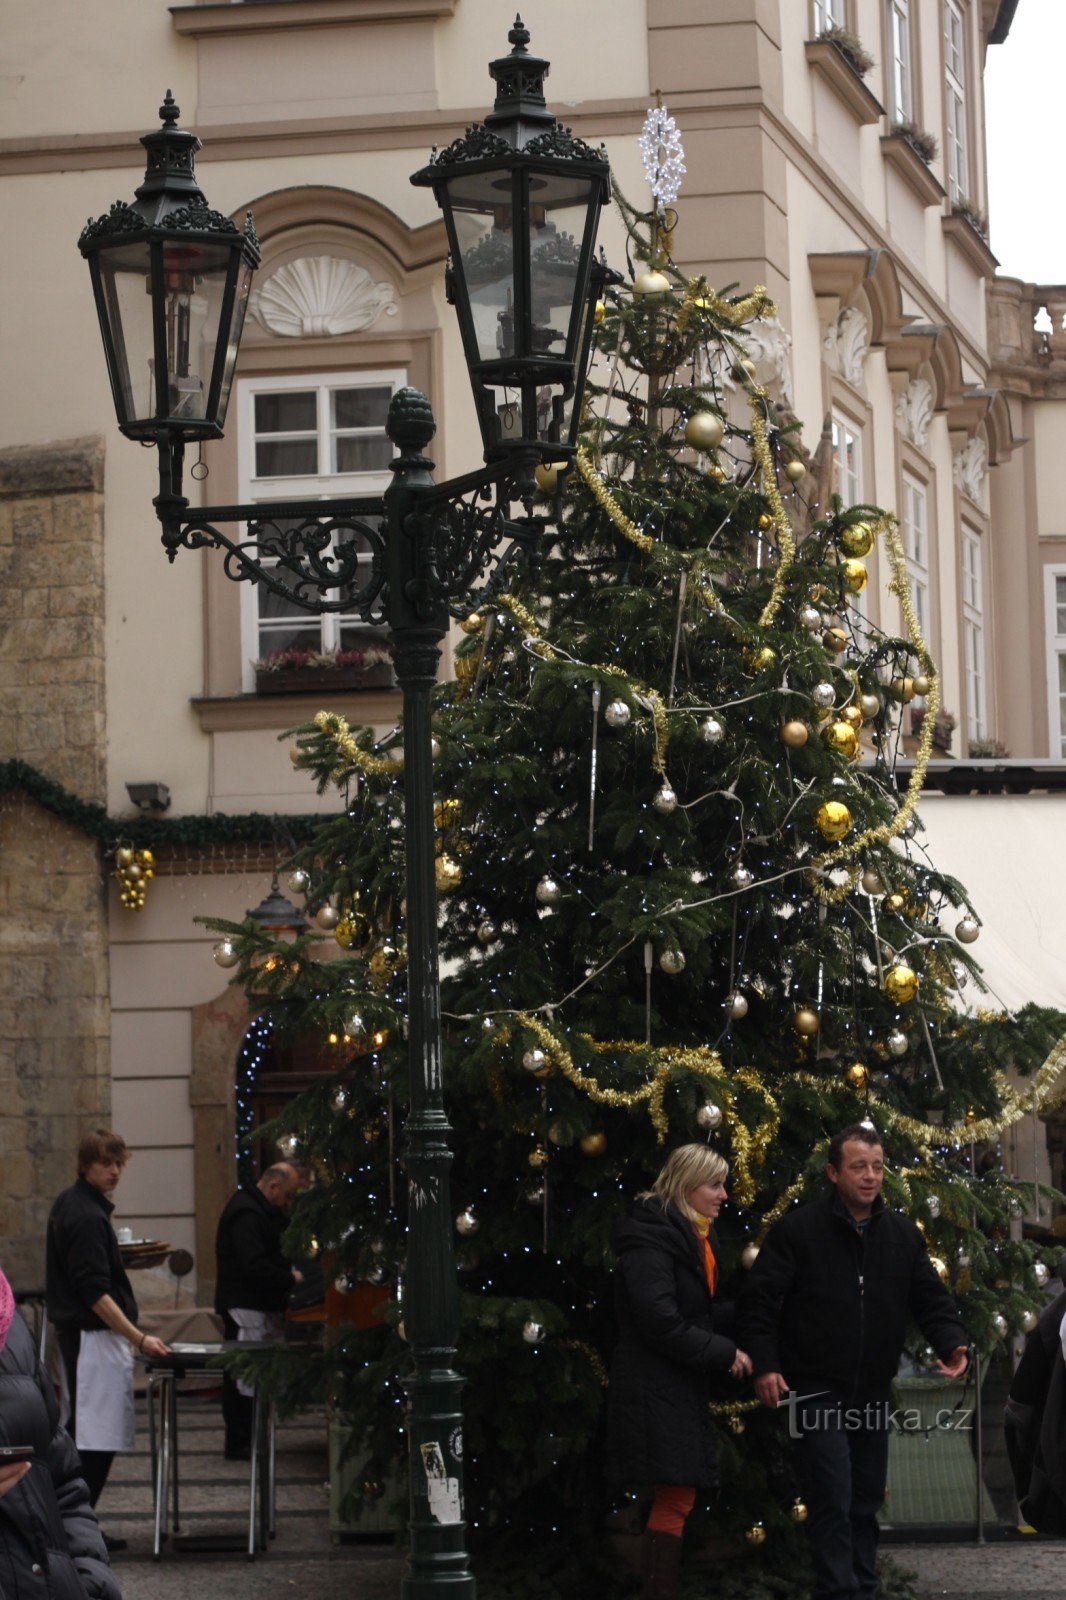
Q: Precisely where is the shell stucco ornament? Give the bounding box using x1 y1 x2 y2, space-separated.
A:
251 256 397 338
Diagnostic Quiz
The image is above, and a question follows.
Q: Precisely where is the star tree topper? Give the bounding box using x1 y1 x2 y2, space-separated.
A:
638 101 686 213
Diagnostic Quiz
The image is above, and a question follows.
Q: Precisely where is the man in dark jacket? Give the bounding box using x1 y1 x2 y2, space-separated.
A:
1004 1284 1066 1533
738 1125 969 1600
46 1129 170 1534
214 1163 301 1460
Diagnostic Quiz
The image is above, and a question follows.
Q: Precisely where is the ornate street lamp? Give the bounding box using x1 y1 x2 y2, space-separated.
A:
78 19 609 1598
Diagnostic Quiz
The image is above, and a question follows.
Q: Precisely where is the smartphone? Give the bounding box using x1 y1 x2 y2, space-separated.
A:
0 1447 34 1463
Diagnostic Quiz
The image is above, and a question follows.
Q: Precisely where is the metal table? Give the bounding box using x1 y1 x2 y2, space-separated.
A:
143 1342 276 1561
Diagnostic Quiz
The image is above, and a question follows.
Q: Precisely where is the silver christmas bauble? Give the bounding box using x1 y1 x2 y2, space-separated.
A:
992 1313 1008 1338
1034 1262 1050 1288
366 1265 387 1286
886 1029 909 1058
346 1012 365 1038
653 784 678 815
213 938 240 968
522 1319 545 1345
957 1250 971 1270
522 1048 548 1073
861 693 881 721
456 1208 480 1236
811 681 837 710
725 990 749 1019
481 1016 498 1034
278 1133 299 1159
861 869 883 895
659 948 686 975
604 699 632 729
536 876 562 905
732 865 754 890
525 1182 546 1206
1022 1309 1039 1333
287 867 311 896
699 716 725 745
741 1244 760 1269
334 1273 354 1294
955 917 980 945
477 920 498 945
798 605 822 632
696 1102 723 1130
330 1086 349 1113
317 904 341 930
1009 1197 1024 1219
926 1195 941 1219
431 737 442 761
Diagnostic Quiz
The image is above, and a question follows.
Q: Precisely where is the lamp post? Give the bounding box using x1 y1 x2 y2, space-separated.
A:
78 17 609 1596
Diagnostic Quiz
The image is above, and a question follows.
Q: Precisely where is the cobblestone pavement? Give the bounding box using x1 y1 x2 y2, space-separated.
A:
890 1539 1066 1600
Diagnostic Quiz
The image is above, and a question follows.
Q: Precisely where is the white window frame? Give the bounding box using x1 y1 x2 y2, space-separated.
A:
813 0 846 33
961 525 986 744
887 0 913 122
944 0 969 203
830 408 872 623
237 367 405 691
901 471 930 641
1044 565 1066 759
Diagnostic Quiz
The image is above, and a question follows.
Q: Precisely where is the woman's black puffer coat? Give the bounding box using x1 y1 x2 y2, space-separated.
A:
0 1312 118 1600
606 1198 737 1488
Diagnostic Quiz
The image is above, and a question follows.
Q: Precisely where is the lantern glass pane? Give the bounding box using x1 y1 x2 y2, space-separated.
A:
556 290 593 447
160 240 232 424
97 241 156 424
527 173 596 360
215 256 255 428
444 167 516 365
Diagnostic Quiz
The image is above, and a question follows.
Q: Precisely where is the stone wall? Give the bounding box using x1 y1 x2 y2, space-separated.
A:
0 437 110 1287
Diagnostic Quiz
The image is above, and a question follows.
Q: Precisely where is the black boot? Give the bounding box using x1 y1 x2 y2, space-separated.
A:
642 1530 683 1600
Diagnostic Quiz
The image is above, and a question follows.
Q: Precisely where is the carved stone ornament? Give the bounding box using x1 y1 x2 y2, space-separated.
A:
251 256 397 338
893 378 934 449
952 436 988 502
742 316 794 408
821 305 869 386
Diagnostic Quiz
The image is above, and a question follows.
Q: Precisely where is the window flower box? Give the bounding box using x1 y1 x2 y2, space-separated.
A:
254 646 395 696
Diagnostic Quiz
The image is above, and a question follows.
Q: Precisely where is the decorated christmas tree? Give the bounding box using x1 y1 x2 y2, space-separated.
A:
209 108 1066 1598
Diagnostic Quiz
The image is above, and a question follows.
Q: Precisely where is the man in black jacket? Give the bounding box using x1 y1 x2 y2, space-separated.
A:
738 1125 968 1600
46 1128 170 1531
214 1162 302 1460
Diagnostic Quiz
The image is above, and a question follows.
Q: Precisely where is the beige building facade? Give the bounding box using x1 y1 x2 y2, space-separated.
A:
1 0 1061 1295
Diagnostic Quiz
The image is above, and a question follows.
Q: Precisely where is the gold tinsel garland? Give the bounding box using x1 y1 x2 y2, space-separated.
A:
311 711 393 778
749 391 798 629
558 1338 608 1387
573 445 654 553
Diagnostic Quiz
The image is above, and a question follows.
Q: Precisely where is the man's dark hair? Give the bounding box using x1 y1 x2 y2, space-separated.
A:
77 1128 130 1175
259 1163 295 1187
827 1124 883 1170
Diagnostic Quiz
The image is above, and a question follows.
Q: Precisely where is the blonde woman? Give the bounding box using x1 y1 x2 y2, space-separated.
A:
606 1144 751 1600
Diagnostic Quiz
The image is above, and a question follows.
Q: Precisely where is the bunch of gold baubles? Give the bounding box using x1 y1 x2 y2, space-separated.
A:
114 844 154 911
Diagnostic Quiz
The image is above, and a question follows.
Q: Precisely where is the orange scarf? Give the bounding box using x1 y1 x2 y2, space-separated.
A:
691 1212 718 1296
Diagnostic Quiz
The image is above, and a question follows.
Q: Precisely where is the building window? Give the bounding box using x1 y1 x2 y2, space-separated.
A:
944 0 969 203
237 368 404 689
961 526 986 743
1045 567 1066 759
813 0 846 33
901 472 929 637
887 0 912 121
831 412 862 505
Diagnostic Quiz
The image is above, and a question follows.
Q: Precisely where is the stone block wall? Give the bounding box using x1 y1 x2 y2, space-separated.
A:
0 437 110 1287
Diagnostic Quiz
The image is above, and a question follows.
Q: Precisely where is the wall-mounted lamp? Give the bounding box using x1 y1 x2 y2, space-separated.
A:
126 781 171 813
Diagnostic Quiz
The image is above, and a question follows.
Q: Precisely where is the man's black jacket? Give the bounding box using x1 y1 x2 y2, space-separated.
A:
1004 1288 1066 1533
214 1186 293 1315
45 1178 137 1333
737 1192 968 1402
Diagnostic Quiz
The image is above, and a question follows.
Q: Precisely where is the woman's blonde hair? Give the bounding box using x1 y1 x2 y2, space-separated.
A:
639 1143 729 1221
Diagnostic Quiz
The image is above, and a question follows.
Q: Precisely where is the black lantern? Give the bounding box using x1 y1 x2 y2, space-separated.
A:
412 15 610 463
245 874 308 939
78 92 260 445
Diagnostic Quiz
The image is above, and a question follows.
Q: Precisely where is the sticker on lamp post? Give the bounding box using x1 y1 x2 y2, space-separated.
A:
420 1441 462 1524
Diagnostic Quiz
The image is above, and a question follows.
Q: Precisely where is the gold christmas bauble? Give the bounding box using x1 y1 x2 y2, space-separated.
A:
845 1062 868 1089
840 521 874 558
434 798 462 832
594 299 606 325
580 1132 607 1157
632 266 671 297
840 703 864 731
460 612 483 635
115 846 134 869
883 964 919 1004
684 411 725 451
912 673 931 697
334 918 357 949
749 646 776 672
842 559 868 594
745 1523 766 1547
369 943 405 987
707 463 727 483
930 1256 950 1284
757 513 773 532
547 1121 570 1146
728 1415 746 1436
790 1499 808 1524
792 1007 820 1037
888 676 916 703
435 853 462 894
815 800 853 841
822 721 859 760
137 848 154 867
534 462 562 495
528 1145 549 1169
454 649 482 685
785 460 806 483
741 359 758 380
780 720 809 749
823 626 849 655
883 891 907 915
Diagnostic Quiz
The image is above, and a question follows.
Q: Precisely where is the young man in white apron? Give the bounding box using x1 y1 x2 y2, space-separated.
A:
46 1129 170 1544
